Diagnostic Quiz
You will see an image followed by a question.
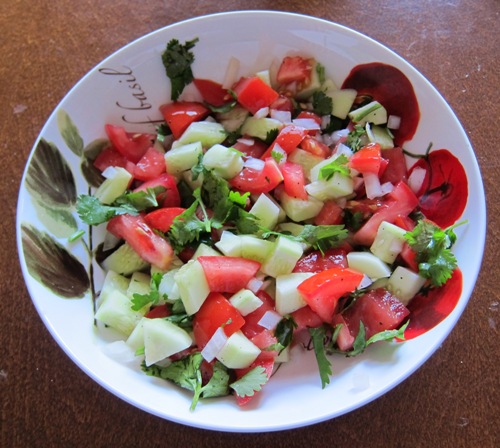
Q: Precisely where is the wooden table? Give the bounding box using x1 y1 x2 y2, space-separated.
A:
1 1 498 446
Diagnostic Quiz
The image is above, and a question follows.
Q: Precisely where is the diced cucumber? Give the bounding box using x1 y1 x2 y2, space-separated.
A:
277 221 305 236
126 272 151 298
175 121 227 148
249 193 281 229
275 272 314 315
256 69 272 86
348 100 387 125
275 345 290 363
346 251 392 279
95 289 145 336
241 117 284 141
309 153 343 182
125 317 146 353
328 88 357 120
215 230 242 257
174 259 211 315
366 123 394 149
202 144 244 179
98 270 130 306
261 236 304 278
322 78 338 95
101 243 149 276
191 242 221 259
387 266 426 305
305 173 354 201
182 168 204 191
280 191 324 222
158 268 180 302
216 105 249 133
229 289 263 316
143 318 193 366
295 61 322 100
370 221 407 264
164 141 203 176
288 148 324 181
239 235 274 264
216 330 261 369
94 167 132 204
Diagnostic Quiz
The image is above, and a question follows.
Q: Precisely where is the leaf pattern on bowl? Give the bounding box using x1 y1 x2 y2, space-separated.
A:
21 224 90 298
57 109 84 157
81 138 107 188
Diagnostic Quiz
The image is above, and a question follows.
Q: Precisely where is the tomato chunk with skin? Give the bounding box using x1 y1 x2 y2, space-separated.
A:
314 200 344 226
349 143 382 175
159 101 210 139
192 292 245 350
280 161 308 200
276 56 313 86
261 125 307 159
144 207 186 232
299 135 331 158
297 267 364 322
232 138 268 159
197 256 261 293
106 214 174 270
241 291 275 339
343 288 410 340
105 124 154 164
145 304 171 319
229 157 283 194
232 76 279 115
293 248 348 273
133 147 166 182
193 78 232 107
291 305 323 332
93 146 128 172
134 173 181 208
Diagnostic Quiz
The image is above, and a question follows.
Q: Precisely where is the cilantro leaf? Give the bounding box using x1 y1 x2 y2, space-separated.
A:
312 91 333 116
76 194 138 225
199 361 230 399
308 326 332 388
130 272 165 311
345 124 367 152
117 187 164 210
229 365 268 398
404 220 463 287
156 123 171 143
316 62 326 85
168 197 207 253
318 154 350 180
264 128 279 145
275 316 297 349
162 37 199 101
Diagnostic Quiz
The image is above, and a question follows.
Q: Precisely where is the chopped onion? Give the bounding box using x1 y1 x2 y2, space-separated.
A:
237 137 255 146
330 128 350 144
246 277 264 294
358 274 373 289
243 157 265 171
102 231 121 251
387 115 401 130
380 182 395 195
321 114 331 130
408 166 426 194
201 327 228 362
292 118 321 130
335 142 353 157
222 56 241 89
101 166 117 179
257 310 283 331
364 172 383 199
270 143 287 164
254 107 269 119
270 109 292 124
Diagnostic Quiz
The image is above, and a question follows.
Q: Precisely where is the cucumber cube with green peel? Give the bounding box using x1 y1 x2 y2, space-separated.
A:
174 259 211 315
94 167 132 204
348 100 387 125
102 243 149 276
175 121 227 147
229 289 263 316
275 272 314 315
216 331 261 369
280 192 323 222
387 266 426 305
126 271 151 298
366 123 394 149
370 221 407 264
164 141 203 176
261 236 304 278
143 318 193 366
346 251 392 279
328 88 357 120
249 193 281 230
202 144 244 179
305 172 354 201
241 117 283 141
98 270 130 305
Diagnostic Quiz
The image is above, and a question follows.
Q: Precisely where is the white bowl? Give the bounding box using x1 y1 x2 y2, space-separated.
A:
16 11 486 432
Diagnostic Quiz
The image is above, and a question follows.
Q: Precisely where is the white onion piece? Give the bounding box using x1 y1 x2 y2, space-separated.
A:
201 327 228 362
246 277 264 294
243 157 265 171
254 107 269 119
257 310 282 330
322 133 335 147
222 56 240 89
292 118 321 130
237 137 255 146
270 143 287 164
335 142 353 157
359 274 373 289
387 115 401 130
408 166 427 194
380 182 395 195
270 109 292 124
364 172 383 199
321 115 331 130
102 231 121 251
101 166 117 179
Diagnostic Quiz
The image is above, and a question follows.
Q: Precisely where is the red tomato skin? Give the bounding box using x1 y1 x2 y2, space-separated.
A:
145 304 171 319
261 125 307 159
241 291 276 339
106 214 174 270
232 76 279 115
193 78 231 107
192 292 245 349
232 138 268 159
269 94 294 112
93 146 128 172
343 288 410 339
133 147 166 182
314 200 344 226
332 314 355 351
105 124 153 163
134 173 180 208
279 162 308 200
197 256 261 293
380 147 408 184
229 157 283 194
409 149 468 228
291 305 324 332
296 111 322 135
349 143 382 175
159 101 210 139
293 248 348 273
276 56 313 86
144 207 186 233
297 267 364 322
299 135 331 158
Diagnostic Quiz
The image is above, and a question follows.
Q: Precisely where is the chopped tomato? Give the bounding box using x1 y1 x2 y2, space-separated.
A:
293 248 348 273
343 288 410 339
276 56 313 87
134 173 180 208
299 135 330 158
291 305 323 332
314 200 344 226
144 207 186 232
93 146 128 172
193 78 232 107
197 256 261 293
105 124 154 164
262 125 307 158
297 267 364 322
145 304 171 319
349 143 382 175
241 291 275 339
232 76 279 115
192 292 245 349
279 161 308 200
408 149 468 228
106 214 174 270
133 147 166 182
234 356 274 406
296 111 322 136
229 157 283 194
269 94 294 112
380 147 407 184
332 314 355 351
159 101 210 139
232 138 268 159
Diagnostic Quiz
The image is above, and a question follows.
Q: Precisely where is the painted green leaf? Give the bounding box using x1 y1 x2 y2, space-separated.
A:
21 224 89 298
81 138 108 188
57 109 84 156
25 138 77 208
32 199 78 238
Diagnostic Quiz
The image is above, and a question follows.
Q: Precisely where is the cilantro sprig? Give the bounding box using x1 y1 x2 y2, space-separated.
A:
345 124 367 152
130 272 166 311
318 154 350 180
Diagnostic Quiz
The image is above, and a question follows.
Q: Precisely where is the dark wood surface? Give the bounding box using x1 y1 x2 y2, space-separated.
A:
1 1 498 446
